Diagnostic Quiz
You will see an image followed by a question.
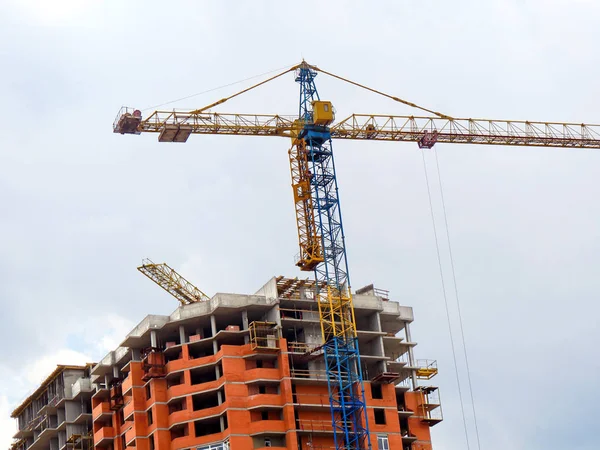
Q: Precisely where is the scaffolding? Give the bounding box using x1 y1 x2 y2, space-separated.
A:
249 321 280 351
415 386 443 426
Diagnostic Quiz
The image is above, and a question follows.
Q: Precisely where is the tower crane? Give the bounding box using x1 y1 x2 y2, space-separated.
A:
114 61 600 450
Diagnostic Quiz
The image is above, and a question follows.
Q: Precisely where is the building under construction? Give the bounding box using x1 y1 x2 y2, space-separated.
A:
86 274 441 450
10 365 95 450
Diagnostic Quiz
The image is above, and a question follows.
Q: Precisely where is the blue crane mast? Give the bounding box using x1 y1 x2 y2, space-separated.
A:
293 62 371 450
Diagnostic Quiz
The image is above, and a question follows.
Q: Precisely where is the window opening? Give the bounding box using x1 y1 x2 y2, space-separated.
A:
374 409 386 425
371 384 383 399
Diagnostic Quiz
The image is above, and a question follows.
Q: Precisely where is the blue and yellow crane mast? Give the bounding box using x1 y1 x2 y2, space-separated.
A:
291 62 370 450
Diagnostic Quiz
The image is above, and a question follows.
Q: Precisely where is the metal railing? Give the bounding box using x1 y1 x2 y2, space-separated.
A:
287 341 321 354
296 419 334 433
290 369 349 382
395 376 412 389
24 414 45 432
373 287 390 299
415 359 438 380
197 440 229 450
293 392 330 407
279 307 320 321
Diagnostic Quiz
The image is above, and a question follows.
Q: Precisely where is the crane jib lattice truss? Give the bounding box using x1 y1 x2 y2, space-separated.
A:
114 61 600 450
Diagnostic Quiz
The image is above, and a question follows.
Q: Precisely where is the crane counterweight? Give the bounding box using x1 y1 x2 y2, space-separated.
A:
113 106 142 135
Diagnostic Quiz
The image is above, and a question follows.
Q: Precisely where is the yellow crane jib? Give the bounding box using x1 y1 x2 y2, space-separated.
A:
137 259 210 305
114 108 600 150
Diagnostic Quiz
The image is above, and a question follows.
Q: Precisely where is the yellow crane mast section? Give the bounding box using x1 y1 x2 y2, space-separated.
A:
137 259 210 305
318 284 358 342
135 110 600 149
289 137 323 271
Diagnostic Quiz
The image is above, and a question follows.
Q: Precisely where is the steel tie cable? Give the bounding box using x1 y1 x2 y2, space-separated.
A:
433 147 482 450
142 62 298 112
421 150 471 450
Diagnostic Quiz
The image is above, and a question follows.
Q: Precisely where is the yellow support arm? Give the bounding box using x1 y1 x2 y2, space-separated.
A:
137 259 209 305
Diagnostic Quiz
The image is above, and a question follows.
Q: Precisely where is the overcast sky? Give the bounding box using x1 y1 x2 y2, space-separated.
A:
1 1 600 449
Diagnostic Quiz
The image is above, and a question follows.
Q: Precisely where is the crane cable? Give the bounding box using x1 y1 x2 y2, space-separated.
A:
432 147 482 450
142 62 299 112
314 65 453 120
421 151 471 450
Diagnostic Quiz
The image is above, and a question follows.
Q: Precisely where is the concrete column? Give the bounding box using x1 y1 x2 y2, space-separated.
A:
112 366 120 379
131 348 141 361
376 336 385 357
242 310 249 344
405 322 418 389
211 315 218 354
104 375 111 390
215 364 221 379
150 330 158 348
210 315 217 337
219 415 225 431
269 305 281 328
179 325 186 345
374 311 383 332
217 390 223 405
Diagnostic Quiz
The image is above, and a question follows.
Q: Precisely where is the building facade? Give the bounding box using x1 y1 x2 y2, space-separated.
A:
90 276 442 450
11 365 95 450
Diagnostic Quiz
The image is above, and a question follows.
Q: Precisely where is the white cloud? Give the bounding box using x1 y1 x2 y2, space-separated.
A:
23 349 92 387
6 0 99 26
91 314 136 354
